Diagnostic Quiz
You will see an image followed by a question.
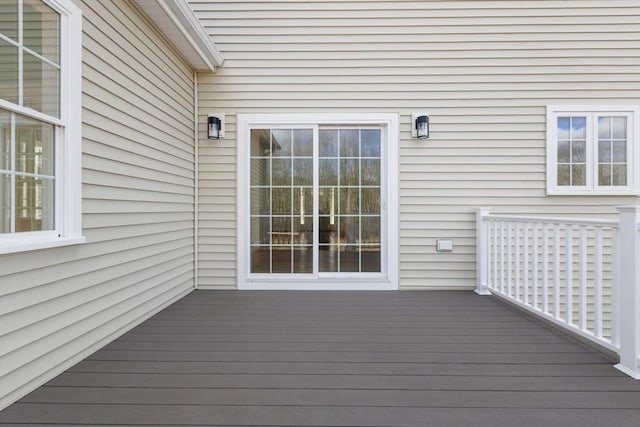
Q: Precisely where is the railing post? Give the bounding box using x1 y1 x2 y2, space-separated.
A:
614 206 640 380
475 207 492 295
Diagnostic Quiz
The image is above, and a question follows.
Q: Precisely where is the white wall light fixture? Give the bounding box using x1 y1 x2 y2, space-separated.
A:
411 112 429 139
208 113 225 139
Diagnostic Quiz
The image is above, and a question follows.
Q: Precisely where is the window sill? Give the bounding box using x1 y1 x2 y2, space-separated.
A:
0 235 86 255
547 187 640 196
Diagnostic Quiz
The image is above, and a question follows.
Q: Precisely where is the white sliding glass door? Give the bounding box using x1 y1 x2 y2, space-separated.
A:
238 114 398 290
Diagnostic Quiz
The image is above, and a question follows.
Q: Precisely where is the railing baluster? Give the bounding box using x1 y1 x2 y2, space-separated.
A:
610 226 620 348
553 223 560 319
579 225 587 331
486 220 493 289
543 224 549 314
515 223 521 301
487 220 493 290
500 221 505 294
524 222 529 306
507 223 513 297
492 221 498 291
532 223 539 310
566 225 573 325
594 226 603 339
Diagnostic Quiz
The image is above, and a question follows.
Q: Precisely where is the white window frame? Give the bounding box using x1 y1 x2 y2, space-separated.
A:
546 105 640 195
237 113 399 290
0 0 84 254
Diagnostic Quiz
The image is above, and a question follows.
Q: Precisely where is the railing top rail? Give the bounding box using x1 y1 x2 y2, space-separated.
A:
484 214 618 227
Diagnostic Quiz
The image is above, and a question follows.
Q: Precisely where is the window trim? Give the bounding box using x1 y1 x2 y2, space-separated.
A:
237 113 399 290
0 0 84 254
546 105 640 196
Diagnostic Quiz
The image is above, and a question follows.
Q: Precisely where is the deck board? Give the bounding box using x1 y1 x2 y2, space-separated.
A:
2 290 640 426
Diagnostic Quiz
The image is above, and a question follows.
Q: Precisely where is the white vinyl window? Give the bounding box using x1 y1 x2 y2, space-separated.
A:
237 113 399 290
546 106 640 195
0 0 84 253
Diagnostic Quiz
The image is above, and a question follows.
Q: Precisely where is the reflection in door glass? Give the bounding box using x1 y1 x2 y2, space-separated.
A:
250 129 313 273
319 129 381 273
250 127 382 275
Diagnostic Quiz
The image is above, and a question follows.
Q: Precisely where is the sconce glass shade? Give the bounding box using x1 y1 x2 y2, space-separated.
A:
208 116 221 139
416 115 429 139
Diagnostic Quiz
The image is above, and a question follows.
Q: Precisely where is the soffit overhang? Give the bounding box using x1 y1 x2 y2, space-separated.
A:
133 0 223 72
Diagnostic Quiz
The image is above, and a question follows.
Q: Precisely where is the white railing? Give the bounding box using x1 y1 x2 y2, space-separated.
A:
476 206 640 379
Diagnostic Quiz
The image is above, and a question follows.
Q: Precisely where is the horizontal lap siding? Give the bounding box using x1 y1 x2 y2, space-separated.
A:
0 0 195 409
192 0 640 290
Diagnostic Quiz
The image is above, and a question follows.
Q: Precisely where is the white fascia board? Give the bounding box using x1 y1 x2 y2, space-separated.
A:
133 0 224 72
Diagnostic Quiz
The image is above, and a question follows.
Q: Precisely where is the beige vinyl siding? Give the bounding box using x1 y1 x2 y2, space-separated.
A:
192 0 640 289
197 119 237 289
0 0 196 409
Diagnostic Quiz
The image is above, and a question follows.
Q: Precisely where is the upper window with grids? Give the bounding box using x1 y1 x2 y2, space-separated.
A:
546 106 639 195
0 0 83 254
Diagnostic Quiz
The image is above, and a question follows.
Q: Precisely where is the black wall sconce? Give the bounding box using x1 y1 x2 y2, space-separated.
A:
411 113 429 139
207 114 225 139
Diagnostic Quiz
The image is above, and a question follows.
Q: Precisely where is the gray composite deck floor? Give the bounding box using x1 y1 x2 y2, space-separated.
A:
2 290 640 426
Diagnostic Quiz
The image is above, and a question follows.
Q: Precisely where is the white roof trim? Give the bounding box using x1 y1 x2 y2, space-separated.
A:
133 0 223 72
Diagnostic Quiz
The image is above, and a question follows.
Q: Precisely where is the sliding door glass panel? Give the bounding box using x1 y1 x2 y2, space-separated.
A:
318 129 381 273
250 128 313 273
250 126 382 276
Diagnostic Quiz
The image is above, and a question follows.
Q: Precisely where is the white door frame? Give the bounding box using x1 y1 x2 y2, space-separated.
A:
237 113 399 290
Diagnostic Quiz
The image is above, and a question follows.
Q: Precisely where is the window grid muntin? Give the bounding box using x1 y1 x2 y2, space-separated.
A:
18 0 23 106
